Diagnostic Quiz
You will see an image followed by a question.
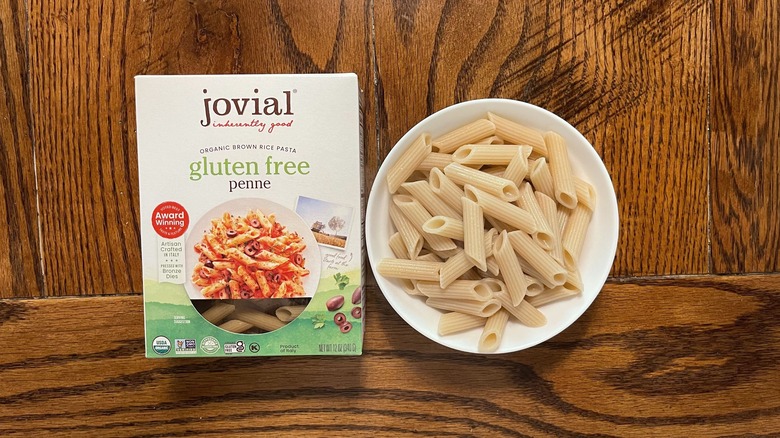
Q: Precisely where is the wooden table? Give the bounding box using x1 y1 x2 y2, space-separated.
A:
1 1 778 436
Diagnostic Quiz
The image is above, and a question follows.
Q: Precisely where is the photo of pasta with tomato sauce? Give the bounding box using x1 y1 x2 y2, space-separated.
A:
191 209 309 299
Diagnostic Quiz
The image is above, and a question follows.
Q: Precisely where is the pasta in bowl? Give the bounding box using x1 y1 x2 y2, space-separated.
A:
366 99 618 354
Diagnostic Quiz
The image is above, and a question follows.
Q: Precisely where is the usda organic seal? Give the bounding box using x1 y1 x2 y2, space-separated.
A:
200 336 220 354
152 336 171 355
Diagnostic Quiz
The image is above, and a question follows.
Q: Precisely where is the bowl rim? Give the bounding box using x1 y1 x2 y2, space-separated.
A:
366 98 619 354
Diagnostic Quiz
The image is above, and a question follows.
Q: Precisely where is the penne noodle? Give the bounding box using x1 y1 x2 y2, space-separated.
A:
423 216 464 240
377 258 443 281
485 255 500 276
416 279 494 301
387 133 432 193
432 119 496 153
502 145 532 185
544 131 578 209
481 165 507 177
463 185 536 234
275 305 306 323
394 194 457 252
417 152 454 172
526 287 579 307
516 182 555 250
452 144 520 165
474 135 504 145
401 278 423 295
402 180 462 219
439 249 475 288
388 232 409 259
479 309 509 352
506 231 567 287
232 307 287 332
494 292 547 327
562 204 593 269
487 112 546 156
416 252 443 262
535 191 564 264
218 319 254 333
574 177 597 211
492 231 528 305
425 297 502 318
524 274 545 296
438 312 487 336
389 202 423 259
444 162 520 202
528 157 556 199
428 167 466 211
201 302 236 325
462 198 486 271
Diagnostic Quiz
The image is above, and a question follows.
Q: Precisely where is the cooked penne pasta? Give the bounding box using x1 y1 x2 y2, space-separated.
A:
417 152 454 172
402 180 462 219
432 119 496 153
463 185 536 234
444 162 520 202
462 197 486 271
516 182 555 250
429 168 466 210
452 144 520 165
275 305 306 323
544 131 578 209
425 297 502 318
487 112 546 156
506 231 567 287
423 216 464 240
393 195 457 252
377 258 443 281
479 309 509 352
389 202 423 259
492 231 527 306
387 133 432 193
438 312 487 336
201 302 236 325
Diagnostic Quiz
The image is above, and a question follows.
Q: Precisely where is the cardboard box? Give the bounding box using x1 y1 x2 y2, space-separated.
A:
135 74 364 357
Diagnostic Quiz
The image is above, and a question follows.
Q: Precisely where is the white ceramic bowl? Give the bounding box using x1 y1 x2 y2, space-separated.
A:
366 98 619 354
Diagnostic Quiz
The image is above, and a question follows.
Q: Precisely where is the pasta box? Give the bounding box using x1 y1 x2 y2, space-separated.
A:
135 73 365 357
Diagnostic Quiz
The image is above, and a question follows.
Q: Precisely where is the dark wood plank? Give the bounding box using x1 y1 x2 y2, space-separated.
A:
0 0 43 298
27 0 374 296
374 0 710 276
0 275 778 436
711 0 780 273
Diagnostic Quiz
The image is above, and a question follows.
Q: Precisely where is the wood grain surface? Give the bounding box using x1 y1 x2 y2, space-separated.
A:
0 276 778 436
711 0 780 274
0 0 42 298
1 0 780 435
